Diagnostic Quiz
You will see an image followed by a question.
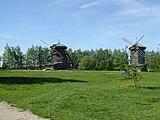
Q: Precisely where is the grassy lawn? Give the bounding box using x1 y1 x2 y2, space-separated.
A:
0 70 160 120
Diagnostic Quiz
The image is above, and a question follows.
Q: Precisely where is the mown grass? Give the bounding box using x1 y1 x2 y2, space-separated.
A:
0 70 160 120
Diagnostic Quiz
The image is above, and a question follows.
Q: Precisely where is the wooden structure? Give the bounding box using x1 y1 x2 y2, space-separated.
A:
129 43 146 65
45 42 74 70
123 35 146 65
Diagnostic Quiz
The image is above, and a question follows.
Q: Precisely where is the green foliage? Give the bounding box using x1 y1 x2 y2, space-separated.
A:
67 48 126 70
2 44 52 70
122 64 142 87
123 70 142 87
0 71 160 120
79 55 95 70
2 44 23 69
146 51 160 72
94 48 113 70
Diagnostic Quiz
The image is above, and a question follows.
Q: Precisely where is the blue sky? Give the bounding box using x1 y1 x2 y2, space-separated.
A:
0 0 160 55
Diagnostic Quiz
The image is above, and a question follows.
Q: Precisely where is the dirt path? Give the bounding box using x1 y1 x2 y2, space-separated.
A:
0 101 50 120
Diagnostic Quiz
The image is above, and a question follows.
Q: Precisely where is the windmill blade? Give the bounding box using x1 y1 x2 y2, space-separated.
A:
40 40 50 46
122 38 132 45
134 45 145 57
54 48 64 59
135 35 144 44
137 48 145 57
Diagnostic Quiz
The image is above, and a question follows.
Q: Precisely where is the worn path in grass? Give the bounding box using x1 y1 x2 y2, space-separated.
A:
0 101 49 120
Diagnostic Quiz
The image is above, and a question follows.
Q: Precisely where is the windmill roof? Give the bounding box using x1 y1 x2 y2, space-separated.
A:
50 42 67 49
129 43 146 48
129 43 146 50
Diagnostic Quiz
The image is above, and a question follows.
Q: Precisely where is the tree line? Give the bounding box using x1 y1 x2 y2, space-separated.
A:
2 44 51 70
0 44 160 72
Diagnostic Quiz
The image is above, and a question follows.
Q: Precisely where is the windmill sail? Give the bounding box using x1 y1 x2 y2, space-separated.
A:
122 38 132 45
135 35 144 45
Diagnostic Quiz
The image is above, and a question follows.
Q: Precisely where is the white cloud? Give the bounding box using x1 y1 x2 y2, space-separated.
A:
120 5 160 17
80 1 101 9
112 0 160 18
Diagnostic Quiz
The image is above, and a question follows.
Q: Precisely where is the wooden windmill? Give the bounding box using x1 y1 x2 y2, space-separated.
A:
41 40 74 70
122 35 146 66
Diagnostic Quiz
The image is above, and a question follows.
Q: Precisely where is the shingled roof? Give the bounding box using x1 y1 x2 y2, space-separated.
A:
129 43 146 50
50 42 67 49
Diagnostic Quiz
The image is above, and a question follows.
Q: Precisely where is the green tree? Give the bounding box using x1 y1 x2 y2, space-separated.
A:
123 64 142 87
36 46 43 69
25 46 36 69
67 48 78 68
79 55 95 70
95 48 106 70
146 51 160 72
119 48 128 69
14 46 23 69
105 49 114 70
25 46 51 69
2 44 24 69
113 49 128 70
2 44 12 69
76 49 83 68
42 47 51 65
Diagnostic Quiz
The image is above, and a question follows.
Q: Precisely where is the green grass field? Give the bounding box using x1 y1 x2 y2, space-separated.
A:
0 70 160 120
